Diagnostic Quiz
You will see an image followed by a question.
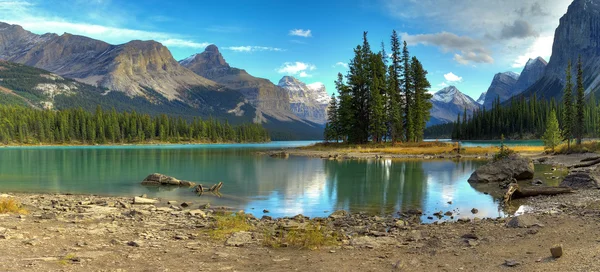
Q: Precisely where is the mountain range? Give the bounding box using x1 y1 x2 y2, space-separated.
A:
520 0 600 100
428 56 547 127
0 23 329 139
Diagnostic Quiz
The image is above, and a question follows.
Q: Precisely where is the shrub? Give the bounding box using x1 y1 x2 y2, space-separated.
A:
206 212 254 240
263 222 340 250
0 198 27 214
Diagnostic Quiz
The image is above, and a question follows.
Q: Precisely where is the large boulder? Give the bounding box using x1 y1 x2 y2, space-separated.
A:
468 155 534 183
560 171 599 189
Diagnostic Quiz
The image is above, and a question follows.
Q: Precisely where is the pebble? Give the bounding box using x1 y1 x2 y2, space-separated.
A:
504 259 521 267
471 208 479 214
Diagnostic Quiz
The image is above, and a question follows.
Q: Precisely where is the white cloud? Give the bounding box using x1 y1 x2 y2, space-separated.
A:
511 35 553 68
224 46 284 52
289 29 312 38
333 62 349 69
443 72 463 82
438 82 449 88
160 39 211 49
277 62 317 77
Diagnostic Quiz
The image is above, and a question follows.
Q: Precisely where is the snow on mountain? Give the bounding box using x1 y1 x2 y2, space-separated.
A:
476 92 486 105
428 86 480 126
278 76 330 124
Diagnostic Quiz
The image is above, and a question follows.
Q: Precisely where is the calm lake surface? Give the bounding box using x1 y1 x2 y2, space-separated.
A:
0 141 550 221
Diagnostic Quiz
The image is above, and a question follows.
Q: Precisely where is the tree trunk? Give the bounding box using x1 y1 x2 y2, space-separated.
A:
504 184 573 204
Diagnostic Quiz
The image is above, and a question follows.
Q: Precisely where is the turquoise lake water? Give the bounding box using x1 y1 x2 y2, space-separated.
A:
0 141 546 221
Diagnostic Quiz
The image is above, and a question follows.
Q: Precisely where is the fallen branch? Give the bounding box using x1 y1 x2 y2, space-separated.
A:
504 184 573 204
195 182 224 195
568 158 600 169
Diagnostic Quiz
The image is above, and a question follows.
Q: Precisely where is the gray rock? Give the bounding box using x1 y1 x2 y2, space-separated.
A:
560 172 599 189
225 231 253 247
329 210 349 219
468 155 534 183
133 197 157 205
505 215 541 228
187 209 206 218
532 179 544 185
504 259 521 267
127 240 142 247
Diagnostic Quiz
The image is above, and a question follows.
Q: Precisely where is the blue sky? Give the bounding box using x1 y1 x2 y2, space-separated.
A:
0 0 573 99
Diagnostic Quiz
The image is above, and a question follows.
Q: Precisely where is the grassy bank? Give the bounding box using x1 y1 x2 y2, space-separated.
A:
300 142 544 156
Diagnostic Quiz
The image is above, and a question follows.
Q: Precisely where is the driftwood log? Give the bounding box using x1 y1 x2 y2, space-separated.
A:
503 184 573 204
195 182 223 194
569 158 600 169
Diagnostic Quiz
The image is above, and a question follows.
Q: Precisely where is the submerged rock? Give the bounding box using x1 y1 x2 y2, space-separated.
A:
468 155 534 183
141 173 196 187
270 151 289 159
560 171 599 189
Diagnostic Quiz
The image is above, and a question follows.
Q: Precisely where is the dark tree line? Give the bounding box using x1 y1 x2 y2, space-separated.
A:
325 31 432 144
447 57 597 142
0 105 270 145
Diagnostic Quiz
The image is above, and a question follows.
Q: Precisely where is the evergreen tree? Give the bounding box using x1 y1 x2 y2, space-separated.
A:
575 56 585 145
326 95 340 142
346 32 372 143
369 51 387 143
563 60 574 150
410 57 432 142
402 41 413 142
388 30 404 143
542 109 562 152
335 73 352 142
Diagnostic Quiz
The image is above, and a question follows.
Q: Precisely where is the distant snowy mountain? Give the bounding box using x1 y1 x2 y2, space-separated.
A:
428 86 480 126
278 76 330 124
476 92 486 105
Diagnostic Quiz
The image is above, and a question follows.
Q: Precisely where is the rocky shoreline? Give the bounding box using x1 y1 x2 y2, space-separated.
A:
260 149 490 160
1 186 600 271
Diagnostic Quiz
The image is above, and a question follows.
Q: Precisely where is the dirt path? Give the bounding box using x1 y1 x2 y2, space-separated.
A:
0 189 599 272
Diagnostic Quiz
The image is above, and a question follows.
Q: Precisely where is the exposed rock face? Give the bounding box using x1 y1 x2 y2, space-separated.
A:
483 72 519 109
278 76 330 124
521 0 600 100
180 45 297 122
560 171 600 189
0 23 215 100
428 86 480 126
513 57 547 94
468 154 534 183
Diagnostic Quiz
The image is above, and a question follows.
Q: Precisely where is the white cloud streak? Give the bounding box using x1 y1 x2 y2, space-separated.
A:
289 29 312 38
333 62 349 69
224 46 284 52
277 62 316 77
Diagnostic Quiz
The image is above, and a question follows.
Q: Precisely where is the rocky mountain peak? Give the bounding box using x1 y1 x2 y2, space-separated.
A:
477 92 487 105
525 57 548 68
483 72 520 108
278 76 303 86
179 44 229 72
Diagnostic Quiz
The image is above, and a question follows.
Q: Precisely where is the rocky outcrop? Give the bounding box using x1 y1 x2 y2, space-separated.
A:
521 0 600 100
468 155 534 183
483 72 519 109
476 92 486 105
560 171 600 189
278 76 330 124
428 86 480 126
513 57 547 94
141 173 196 187
179 45 297 122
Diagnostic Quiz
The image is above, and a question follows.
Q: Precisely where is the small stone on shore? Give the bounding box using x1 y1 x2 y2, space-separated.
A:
551 244 563 258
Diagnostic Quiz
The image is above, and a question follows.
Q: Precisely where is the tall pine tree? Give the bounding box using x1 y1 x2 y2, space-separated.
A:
402 41 413 142
575 56 585 145
562 60 574 150
388 30 404 143
410 57 432 142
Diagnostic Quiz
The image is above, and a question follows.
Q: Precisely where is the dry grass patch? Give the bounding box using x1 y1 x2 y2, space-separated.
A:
206 212 254 240
263 222 340 250
555 141 600 154
0 197 27 214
